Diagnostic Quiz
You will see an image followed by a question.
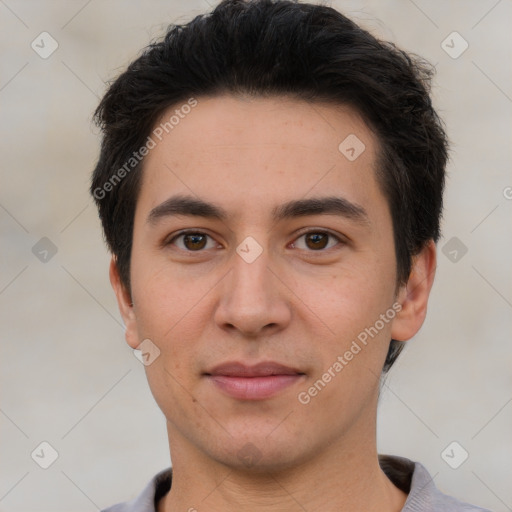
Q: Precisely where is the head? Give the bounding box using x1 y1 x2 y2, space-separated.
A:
91 0 447 470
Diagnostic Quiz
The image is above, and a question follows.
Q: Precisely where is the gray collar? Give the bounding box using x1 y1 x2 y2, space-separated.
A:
101 455 492 512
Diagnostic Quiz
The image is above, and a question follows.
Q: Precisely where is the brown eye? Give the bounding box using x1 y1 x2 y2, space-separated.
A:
305 232 329 250
168 231 217 251
183 233 207 250
292 231 341 251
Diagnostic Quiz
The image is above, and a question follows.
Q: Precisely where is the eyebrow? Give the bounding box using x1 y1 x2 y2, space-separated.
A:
147 194 369 226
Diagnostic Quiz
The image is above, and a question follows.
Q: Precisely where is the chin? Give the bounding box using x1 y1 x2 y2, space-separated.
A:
205 434 312 475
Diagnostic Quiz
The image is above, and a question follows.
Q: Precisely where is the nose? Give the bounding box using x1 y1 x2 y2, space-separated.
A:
213 244 292 338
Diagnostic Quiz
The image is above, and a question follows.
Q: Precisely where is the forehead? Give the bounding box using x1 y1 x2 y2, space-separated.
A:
136 95 385 222
150 94 374 153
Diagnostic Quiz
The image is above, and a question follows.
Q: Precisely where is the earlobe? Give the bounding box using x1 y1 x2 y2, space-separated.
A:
109 258 140 349
390 240 437 342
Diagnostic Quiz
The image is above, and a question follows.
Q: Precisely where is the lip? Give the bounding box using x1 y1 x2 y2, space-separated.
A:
204 361 305 400
206 361 304 377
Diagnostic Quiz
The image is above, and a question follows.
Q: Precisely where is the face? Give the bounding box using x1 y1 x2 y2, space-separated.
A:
112 95 434 471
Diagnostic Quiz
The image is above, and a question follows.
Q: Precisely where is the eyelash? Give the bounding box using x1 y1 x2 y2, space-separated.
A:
165 229 344 253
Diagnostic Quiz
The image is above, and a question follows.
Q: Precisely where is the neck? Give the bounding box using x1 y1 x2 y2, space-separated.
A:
159 418 407 512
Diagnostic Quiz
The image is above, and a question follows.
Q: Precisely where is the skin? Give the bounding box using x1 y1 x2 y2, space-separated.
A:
110 95 437 512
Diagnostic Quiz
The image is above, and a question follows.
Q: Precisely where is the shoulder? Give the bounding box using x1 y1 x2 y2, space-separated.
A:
101 467 172 512
379 454 493 512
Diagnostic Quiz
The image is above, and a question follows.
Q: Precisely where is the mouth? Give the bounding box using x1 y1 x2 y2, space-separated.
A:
204 361 306 400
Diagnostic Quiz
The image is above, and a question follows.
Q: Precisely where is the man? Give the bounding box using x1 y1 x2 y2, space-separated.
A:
91 1 491 510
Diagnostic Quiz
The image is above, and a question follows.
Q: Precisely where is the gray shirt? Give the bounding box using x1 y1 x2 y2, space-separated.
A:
101 455 492 511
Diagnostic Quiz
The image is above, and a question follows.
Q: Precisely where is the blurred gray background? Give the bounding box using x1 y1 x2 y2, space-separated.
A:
1 1 511 511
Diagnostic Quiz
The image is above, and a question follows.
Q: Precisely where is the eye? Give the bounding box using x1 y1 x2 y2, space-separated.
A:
165 229 344 253
167 231 219 251
290 230 342 251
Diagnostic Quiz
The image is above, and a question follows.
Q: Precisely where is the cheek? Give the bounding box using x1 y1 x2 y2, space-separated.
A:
302 263 394 334
298 277 394 417
131 264 205 411
130 251 205 338
299 266 397 391
129 254 217 380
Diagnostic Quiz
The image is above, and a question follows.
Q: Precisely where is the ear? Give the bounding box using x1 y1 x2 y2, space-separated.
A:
391 240 437 342
109 257 140 349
